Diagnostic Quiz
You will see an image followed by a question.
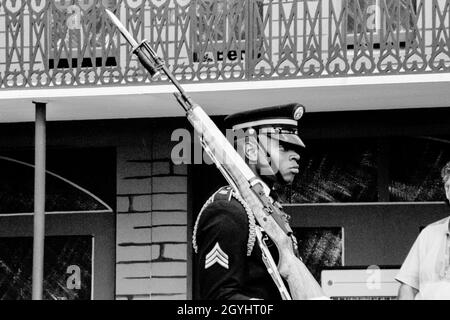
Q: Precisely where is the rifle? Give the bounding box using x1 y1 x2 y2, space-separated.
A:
105 9 326 300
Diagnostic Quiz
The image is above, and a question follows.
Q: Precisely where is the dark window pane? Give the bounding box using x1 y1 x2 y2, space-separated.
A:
284 139 378 203
388 136 450 202
0 148 115 215
0 236 92 300
293 227 343 283
0 157 110 214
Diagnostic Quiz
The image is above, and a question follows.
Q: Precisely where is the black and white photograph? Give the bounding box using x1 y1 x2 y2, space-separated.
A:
0 0 450 306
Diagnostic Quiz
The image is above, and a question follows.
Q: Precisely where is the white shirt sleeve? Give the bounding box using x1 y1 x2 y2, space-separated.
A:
395 233 422 291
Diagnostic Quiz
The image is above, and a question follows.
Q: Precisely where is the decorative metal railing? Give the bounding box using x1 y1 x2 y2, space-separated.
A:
1 0 450 89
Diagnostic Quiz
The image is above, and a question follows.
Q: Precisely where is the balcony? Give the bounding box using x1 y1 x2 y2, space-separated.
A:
1 0 450 90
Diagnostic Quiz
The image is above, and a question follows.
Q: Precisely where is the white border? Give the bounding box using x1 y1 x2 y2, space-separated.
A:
283 201 445 207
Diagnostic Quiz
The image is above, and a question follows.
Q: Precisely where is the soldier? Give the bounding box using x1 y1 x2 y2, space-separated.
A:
192 103 323 300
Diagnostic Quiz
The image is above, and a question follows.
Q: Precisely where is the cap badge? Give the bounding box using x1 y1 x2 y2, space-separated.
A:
294 106 304 121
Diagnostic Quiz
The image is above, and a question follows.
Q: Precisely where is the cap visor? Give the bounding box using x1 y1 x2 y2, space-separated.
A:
273 134 305 148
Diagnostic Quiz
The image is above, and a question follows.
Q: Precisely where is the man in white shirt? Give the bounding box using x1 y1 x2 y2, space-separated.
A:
396 161 450 300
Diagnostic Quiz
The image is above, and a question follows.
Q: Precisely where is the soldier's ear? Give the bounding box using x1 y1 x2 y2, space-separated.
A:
244 141 258 164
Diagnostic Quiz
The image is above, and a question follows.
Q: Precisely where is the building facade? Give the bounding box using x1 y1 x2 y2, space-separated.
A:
1 0 450 299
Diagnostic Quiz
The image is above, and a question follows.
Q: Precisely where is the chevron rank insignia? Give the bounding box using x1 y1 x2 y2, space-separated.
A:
205 243 229 270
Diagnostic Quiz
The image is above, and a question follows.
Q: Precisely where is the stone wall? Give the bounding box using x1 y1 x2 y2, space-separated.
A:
115 127 190 300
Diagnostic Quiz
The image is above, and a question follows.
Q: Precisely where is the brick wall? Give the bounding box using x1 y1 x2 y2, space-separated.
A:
115 131 189 300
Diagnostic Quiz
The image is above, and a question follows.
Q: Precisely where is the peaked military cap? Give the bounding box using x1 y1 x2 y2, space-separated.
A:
224 103 306 148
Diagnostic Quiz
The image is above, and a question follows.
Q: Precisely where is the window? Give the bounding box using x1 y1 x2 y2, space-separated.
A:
0 148 114 215
0 147 116 300
388 136 450 202
0 236 92 300
192 0 262 63
194 0 245 42
346 0 417 49
282 138 378 203
49 0 118 69
283 135 450 204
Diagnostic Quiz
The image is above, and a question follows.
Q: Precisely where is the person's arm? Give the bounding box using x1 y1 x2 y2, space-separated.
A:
395 233 423 300
195 200 254 300
397 283 419 300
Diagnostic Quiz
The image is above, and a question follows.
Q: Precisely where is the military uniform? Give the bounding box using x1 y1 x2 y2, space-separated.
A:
193 186 286 300
193 103 306 300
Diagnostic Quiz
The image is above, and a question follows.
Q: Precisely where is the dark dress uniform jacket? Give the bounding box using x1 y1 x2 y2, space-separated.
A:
193 186 284 300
